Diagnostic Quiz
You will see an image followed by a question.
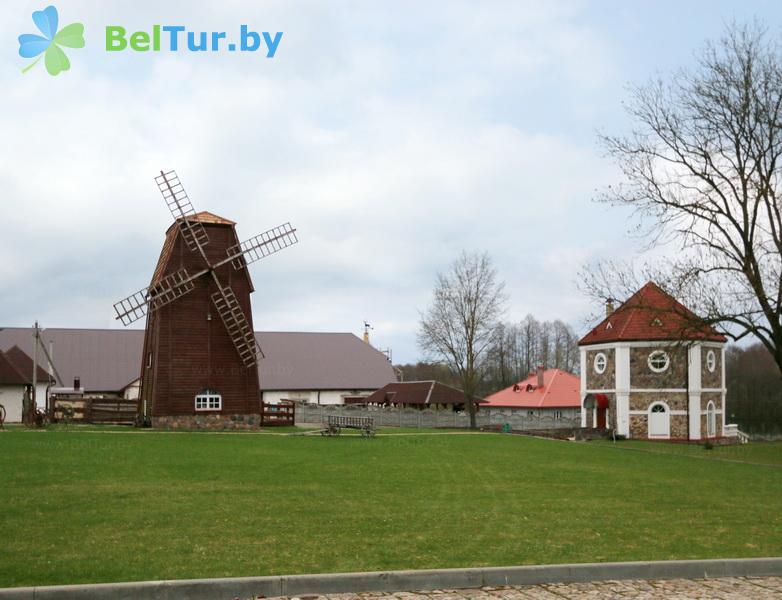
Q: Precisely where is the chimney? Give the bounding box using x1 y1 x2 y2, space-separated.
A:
606 298 615 317
536 364 545 388
73 377 80 391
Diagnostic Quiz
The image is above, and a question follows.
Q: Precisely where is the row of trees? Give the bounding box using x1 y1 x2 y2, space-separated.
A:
483 317 579 390
726 344 782 435
399 315 580 398
416 251 581 427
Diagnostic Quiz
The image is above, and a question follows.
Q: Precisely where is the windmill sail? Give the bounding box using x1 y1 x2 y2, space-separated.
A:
226 223 298 270
210 279 263 367
113 268 197 326
155 170 209 254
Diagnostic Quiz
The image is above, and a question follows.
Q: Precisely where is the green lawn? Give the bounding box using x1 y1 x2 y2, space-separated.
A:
592 438 782 466
0 429 781 588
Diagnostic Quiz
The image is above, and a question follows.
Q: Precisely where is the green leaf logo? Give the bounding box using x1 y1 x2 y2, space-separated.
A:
18 6 85 76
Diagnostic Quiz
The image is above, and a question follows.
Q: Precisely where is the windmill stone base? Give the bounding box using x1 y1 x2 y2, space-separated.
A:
152 413 261 430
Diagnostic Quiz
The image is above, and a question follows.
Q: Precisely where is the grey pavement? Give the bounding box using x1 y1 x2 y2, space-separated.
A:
262 577 782 600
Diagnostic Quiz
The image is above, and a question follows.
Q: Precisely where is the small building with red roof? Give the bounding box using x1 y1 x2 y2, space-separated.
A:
579 282 727 441
483 367 581 425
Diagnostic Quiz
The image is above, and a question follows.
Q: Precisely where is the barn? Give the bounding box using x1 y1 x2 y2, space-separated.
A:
483 366 581 423
579 282 728 440
0 327 396 422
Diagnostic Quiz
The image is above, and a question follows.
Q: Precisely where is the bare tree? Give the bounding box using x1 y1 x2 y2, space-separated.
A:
585 23 782 375
418 251 507 428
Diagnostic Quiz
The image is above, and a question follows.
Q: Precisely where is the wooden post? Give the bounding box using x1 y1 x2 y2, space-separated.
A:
32 323 38 412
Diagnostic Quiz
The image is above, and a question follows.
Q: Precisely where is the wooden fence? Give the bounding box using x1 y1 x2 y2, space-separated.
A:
260 401 295 426
51 395 137 425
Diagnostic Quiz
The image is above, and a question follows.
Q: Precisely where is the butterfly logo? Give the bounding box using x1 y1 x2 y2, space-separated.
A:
18 6 85 76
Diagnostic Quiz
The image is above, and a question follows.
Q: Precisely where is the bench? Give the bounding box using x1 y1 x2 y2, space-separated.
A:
322 415 375 437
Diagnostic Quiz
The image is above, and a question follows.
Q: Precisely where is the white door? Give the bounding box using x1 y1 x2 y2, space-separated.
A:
707 402 716 438
648 403 670 438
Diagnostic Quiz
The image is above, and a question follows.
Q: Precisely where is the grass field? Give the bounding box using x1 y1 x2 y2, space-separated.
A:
1 428 781 588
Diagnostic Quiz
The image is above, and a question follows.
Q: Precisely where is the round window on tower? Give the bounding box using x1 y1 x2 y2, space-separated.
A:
706 350 716 373
647 350 670 373
593 352 607 374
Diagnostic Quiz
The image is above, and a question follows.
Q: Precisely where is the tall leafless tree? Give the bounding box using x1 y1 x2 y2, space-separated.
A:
584 23 782 376
418 251 507 428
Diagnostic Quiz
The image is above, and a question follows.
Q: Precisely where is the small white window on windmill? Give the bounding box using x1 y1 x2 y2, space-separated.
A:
195 389 222 411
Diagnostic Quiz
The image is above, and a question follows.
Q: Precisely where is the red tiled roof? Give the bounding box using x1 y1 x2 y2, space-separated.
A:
483 369 580 408
363 381 480 406
579 282 727 346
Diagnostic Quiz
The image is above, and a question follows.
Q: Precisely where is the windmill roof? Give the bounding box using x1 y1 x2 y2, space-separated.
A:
164 211 236 234
579 282 727 346
0 328 397 394
151 210 251 290
483 369 580 408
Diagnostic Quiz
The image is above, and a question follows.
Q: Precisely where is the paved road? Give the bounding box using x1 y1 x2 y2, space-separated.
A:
263 577 782 599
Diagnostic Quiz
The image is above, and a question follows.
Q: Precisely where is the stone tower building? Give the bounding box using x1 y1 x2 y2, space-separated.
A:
579 282 727 440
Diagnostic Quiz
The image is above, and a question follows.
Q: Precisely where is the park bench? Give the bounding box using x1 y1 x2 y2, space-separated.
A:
322 414 375 437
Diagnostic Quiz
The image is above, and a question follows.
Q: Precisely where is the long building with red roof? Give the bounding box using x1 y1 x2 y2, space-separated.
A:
579 282 728 441
483 367 581 425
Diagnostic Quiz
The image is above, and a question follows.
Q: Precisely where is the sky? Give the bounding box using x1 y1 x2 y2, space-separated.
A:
1 0 780 363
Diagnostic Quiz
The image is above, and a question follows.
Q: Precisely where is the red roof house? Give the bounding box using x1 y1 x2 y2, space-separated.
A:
483 368 580 409
579 281 726 346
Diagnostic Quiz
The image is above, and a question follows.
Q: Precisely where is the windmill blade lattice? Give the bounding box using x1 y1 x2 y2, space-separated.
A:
210 281 263 367
113 268 197 326
155 170 210 253
226 223 299 270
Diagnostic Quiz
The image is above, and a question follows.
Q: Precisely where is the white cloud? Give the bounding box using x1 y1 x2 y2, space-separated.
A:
0 0 638 361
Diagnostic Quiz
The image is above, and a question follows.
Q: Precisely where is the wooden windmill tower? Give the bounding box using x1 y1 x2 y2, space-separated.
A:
113 170 298 426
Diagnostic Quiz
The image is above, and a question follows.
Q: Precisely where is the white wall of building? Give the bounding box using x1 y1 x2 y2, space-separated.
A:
0 385 24 422
262 390 375 405
122 379 141 400
0 383 48 422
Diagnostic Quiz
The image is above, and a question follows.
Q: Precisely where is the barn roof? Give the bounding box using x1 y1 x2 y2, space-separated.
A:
0 328 396 393
483 369 580 409
363 381 479 406
256 332 397 391
579 282 727 346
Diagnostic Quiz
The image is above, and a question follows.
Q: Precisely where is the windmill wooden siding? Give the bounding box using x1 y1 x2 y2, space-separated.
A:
141 218 260 419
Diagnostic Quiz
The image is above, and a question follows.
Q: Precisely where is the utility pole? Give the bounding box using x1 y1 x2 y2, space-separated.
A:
32 321 39 415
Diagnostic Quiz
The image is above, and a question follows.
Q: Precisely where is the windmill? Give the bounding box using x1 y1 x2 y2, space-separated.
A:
113 170 298 425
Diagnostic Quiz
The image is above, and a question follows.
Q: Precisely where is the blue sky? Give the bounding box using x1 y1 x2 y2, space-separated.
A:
1 1 780 362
